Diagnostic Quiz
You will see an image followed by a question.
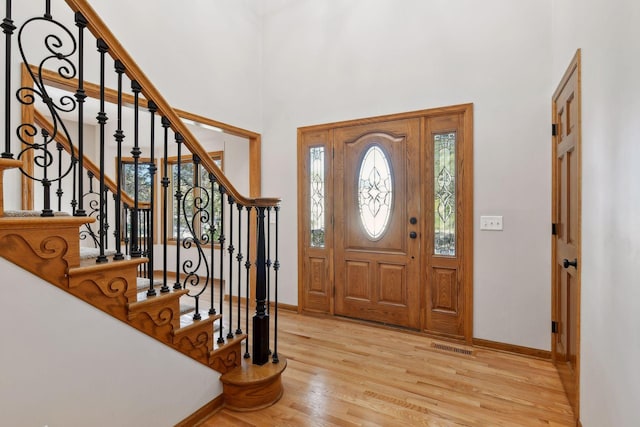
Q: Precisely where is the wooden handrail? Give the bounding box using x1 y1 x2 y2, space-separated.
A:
33 109 150 210
64 0 280 208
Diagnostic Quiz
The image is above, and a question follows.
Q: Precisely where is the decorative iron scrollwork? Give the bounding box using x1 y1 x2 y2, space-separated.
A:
181 183 212 320
15 13 78 214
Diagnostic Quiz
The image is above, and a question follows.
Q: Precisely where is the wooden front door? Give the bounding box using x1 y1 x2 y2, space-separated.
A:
298 104 473 341
333 119 421 329
552 50 581 420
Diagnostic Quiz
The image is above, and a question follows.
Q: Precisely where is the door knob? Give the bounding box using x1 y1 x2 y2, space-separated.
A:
409 217 417 225
562 258 578 269
409 231 418 239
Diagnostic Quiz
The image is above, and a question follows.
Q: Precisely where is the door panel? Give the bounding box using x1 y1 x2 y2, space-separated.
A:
424 115 467 338
345 261 371 300
308 257 328 292
556 85 578 363
552 50 581 421
378 263 406 306
432 268 458 313
299 130 332 313
334 119 421 329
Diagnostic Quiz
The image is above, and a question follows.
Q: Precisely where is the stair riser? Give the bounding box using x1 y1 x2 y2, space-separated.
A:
0 218 88 287
210 339 245 374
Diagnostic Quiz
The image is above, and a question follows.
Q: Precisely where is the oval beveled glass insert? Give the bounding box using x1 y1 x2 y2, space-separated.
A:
357 145 393 240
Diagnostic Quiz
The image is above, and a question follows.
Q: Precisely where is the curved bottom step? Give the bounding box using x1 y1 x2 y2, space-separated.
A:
220 357 287 412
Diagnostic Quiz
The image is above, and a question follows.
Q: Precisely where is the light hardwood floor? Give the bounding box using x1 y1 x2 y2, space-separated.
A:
201 310 574 426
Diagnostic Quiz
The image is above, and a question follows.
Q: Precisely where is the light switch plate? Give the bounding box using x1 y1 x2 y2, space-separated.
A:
480 215 503 231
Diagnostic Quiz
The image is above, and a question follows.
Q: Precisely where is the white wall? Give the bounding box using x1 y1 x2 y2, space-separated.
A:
552 0 640 425
0 258 221 427
88 0 263 132
260 0 554 350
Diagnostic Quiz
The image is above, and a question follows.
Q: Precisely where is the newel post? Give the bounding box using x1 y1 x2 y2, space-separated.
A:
252 206 270 365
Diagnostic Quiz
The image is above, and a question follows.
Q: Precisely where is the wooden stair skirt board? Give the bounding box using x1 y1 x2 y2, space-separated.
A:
0 216 243 375
221 358 287 412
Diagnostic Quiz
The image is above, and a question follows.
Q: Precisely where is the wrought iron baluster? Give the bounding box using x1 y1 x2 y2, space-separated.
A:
123 204 130 256
267 207 272 316
40 128 52 217
143 208 149 275
227 197 235 340
273 206 280 364
147 101 157 296
138 209 144 276
44 0 51 20
56 142 63 211
187 171 203 321
95 38 108 263
70 156 77 214
79 171 98 247
217 186 226 344
2 0 15 159
138 209 145 276
253 206 269 365
87 171 94 193
73 12 86 216
130 80 142 258
103 187 110 250
244 206 252 359
113 60 125 260
236 203 243 336
209 173 217 315
173 132 183 290
160 117 170 293
194 295 201 321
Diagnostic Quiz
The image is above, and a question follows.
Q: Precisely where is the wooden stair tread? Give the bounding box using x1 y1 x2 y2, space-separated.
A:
128 286 197 316
130 288 189 308
213 333 247 353
175 312 222 335
3 210 70 217
0 158 24 170
0 215 92 228
71 257 147 273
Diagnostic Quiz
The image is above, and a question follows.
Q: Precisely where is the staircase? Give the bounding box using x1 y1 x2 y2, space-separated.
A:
0 210 245 373
0 0 284 424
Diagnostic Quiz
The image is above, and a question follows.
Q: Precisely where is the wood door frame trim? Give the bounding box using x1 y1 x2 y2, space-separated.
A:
462 106 474 343
551 48 582 423
298 104 473 133
297 103 473 343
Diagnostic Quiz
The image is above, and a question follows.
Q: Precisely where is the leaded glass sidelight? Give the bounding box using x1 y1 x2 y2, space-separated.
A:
358 145 393 240
434 133 456 256
309 147 325 247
